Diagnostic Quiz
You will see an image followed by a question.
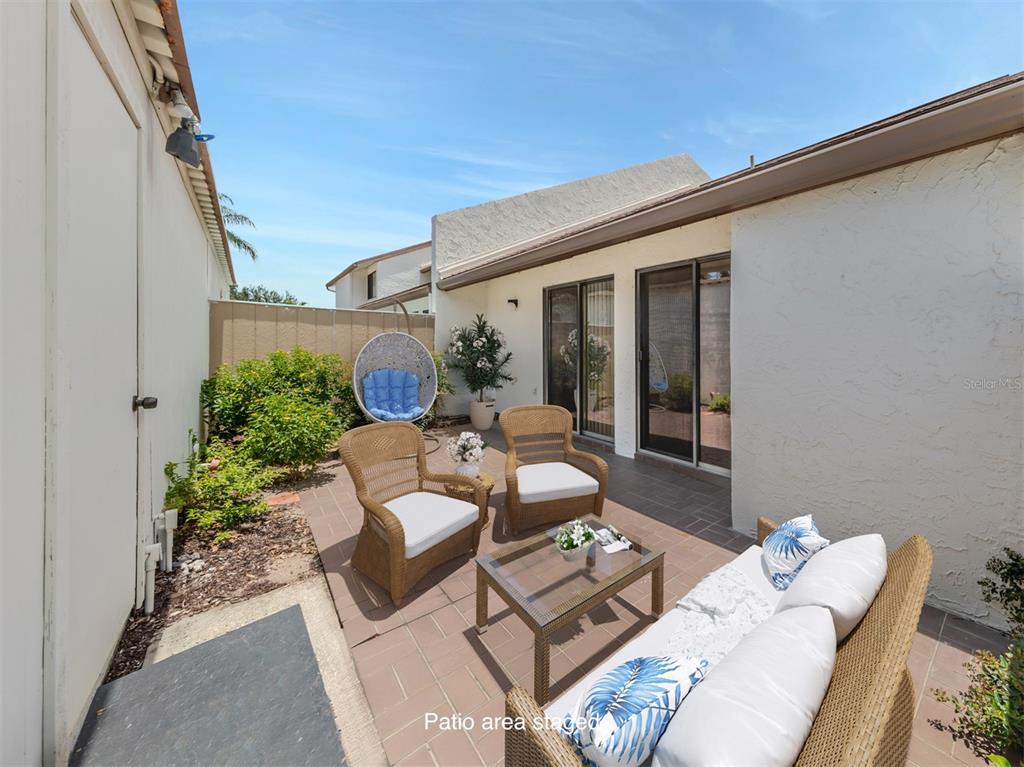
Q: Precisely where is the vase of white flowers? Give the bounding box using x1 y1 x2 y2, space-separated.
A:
447 431 486 477
554 519 595 560
446 315 514 431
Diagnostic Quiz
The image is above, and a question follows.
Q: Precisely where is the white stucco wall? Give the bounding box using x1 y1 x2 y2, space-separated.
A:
436 217 732 456
731 134 1024 629
332 243 430 310
0 2 47 764
0 2 232 763
434 155 709 275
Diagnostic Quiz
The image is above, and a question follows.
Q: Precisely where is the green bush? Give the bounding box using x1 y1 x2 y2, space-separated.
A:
707 392 731 414
935 548 1024 764
242 393 340 470
164 435 280 541
663 372 693 412
202 347 358 438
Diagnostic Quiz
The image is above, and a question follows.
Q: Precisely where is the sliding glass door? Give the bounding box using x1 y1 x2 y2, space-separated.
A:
545 285 578 423
638 256 730 471
544 278 614 441
639 265 695 460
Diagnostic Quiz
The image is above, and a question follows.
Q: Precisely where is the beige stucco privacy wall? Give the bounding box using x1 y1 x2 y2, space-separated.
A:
435 217 732 457
210 301 434 371
0 1 232 764
730 134 1024 630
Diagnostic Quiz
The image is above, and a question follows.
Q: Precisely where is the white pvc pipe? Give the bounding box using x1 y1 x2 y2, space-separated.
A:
143 543 162 615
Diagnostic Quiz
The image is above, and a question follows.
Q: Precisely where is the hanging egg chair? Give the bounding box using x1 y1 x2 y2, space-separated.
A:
352 331 437 423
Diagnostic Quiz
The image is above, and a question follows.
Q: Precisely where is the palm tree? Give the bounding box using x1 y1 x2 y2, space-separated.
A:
218 193 258 261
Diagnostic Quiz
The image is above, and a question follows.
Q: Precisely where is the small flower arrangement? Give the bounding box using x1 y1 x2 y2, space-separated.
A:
555 518 595 557
447 431 486 465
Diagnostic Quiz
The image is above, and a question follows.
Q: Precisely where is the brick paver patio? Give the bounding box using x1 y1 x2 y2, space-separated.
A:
299 427 1008 767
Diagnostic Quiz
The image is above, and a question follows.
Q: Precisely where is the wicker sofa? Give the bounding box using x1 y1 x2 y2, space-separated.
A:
505 516 933 767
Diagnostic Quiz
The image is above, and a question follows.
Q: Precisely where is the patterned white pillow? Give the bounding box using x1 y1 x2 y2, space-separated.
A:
762 515 830 590
561 655 708 767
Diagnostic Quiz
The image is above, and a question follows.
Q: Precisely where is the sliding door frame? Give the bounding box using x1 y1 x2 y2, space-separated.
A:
542 274 615 443
634 252 731 476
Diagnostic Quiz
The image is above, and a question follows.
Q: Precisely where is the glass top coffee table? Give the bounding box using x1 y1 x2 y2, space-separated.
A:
475 514 664 704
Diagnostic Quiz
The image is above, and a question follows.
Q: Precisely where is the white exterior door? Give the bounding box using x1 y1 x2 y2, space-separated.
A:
50 21 140 758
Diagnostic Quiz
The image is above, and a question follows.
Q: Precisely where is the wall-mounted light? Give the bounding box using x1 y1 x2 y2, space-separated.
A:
166 118 200 167
507 298 519 309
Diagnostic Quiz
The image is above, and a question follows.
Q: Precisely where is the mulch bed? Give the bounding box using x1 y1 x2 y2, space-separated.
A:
104 499 321 683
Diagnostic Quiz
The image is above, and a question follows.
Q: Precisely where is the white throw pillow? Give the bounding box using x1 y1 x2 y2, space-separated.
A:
652 606 836 767
776 534 888 641
761 514 830 590
561 655 708 767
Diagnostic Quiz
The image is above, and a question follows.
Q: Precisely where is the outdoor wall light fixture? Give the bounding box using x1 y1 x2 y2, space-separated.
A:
165 118 201 167
162 87 214 168
508 298 519 309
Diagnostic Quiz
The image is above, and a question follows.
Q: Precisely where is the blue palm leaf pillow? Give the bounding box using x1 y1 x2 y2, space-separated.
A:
762 514 830 590
560 655 708 767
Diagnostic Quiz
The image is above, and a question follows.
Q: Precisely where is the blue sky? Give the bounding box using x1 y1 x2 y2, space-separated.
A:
181 0 1023 306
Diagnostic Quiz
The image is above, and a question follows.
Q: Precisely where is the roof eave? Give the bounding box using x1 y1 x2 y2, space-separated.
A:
437 74 1024 291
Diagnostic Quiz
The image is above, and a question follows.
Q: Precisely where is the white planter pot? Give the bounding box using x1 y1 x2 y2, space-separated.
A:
455 463 480 478
470 399 496 431
559 544 589 561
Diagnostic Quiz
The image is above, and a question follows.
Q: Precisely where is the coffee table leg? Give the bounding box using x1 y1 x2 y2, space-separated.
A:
476 566 488 633
534 634 551 705
652 560 664 616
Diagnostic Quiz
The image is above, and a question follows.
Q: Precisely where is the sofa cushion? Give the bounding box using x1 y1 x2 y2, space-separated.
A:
762 514 830 590
516 462 599 504
723 545 785 611
382 492 478 558
561 655 709 767
776 534 888 640
545 609 694 726
652 605 836 767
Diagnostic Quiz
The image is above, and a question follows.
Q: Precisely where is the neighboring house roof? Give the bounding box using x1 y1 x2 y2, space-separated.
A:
437 72 1024 290
325 240 432 289
433 154 709 275
359 283 431 311
126 0 235 284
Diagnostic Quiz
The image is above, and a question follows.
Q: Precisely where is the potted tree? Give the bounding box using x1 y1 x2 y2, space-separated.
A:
447 314 514 430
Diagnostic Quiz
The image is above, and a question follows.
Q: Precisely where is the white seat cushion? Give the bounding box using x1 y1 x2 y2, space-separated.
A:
382 492 478 559
544 609 694 726
653 606 836 767
726 544 785 610
516 462 599 504
776 534 888 640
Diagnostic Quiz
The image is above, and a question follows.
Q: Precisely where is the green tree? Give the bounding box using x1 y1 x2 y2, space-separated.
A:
230 284 305 305
219 192 258 261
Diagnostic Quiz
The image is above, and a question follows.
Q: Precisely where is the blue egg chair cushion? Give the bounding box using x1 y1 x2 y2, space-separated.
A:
362 368 425 421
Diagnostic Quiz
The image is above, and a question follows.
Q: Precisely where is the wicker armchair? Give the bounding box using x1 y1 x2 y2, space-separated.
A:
338 422 486 607
499 405 608 535
505 517 933 766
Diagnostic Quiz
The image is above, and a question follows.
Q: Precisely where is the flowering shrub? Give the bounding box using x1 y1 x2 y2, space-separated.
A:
559 329 612 388
446 314 514 402
164 433 281 541
447 431 486 464
555 519 596 551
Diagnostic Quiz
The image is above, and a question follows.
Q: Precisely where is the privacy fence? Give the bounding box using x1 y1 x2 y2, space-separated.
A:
209 300 435 372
